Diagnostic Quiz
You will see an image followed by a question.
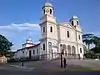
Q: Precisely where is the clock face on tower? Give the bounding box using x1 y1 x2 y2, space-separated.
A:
46 9 49 13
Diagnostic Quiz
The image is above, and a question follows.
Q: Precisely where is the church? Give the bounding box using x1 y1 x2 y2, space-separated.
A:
13 2 84 60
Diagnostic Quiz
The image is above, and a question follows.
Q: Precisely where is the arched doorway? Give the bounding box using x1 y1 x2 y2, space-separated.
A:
72 46 76 58
67 45 71 54
48 42 52 60
72 46 76 54
63 44 67 55
67 45 71 58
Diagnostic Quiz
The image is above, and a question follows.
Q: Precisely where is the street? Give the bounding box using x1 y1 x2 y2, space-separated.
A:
0 60 100 75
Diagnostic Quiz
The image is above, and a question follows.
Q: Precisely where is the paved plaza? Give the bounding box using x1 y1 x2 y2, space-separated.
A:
8 59 100 72
0 64 100 75
0 59 100 75
11 59 100 69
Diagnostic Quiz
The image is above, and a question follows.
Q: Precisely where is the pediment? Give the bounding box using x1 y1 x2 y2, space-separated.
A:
66 23 73 29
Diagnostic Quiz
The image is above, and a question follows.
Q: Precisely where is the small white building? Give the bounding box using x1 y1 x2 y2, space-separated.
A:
14 2 84 60
13 38 40 60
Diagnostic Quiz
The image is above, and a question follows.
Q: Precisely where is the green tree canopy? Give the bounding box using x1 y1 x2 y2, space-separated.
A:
91 47 100 53
0 34 13 56
83 34 100 49
92 36 100 47
83 34 100 53
82 34 94 50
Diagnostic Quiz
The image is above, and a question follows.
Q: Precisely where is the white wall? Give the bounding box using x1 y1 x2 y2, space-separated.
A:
46 22 58 40
40 41 47 55
14 45 40 59
58 23 84 58
59 24 76 43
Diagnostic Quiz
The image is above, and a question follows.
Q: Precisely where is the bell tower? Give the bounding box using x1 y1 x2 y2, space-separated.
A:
40 2 57 39
40 2 56 24
39 2 58 60
70 16 79 27
42 2 54 16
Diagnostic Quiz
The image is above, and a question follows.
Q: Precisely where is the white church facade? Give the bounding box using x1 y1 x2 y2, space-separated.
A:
13 2 84 60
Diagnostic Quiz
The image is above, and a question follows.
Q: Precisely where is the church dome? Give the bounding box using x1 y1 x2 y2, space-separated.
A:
26 37 33 44
27 37 32 41
44 2 53 7
72 16 78 19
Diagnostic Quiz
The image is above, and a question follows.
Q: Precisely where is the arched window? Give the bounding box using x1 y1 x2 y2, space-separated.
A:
43 44 45 50
72 46 76 54
77 21 79 25
50 9 52 14
67 31 70 38
50 26 53 32
44 9 45 14
63 44 66 50
72 21 74 25
79 35 80 40
43 27 45 33
80 48 82 53
60 44 63 47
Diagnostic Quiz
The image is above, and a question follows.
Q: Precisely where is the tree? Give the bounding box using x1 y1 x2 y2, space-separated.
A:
91 47 100 53
84 50 95 59
82 34 94 50
83 34 100 58
83 45 88 53
0 34 13 56
92 36 100 47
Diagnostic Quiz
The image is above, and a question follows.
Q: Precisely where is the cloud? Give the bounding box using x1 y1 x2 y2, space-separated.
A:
0 23 41 51
0 23 40 38
84 31 100 37
0 23 40 31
